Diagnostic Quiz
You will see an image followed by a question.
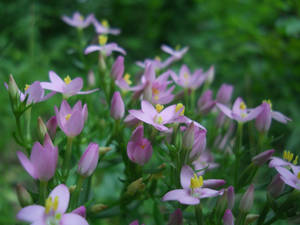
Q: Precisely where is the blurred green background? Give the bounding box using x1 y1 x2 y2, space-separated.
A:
1 0 300 224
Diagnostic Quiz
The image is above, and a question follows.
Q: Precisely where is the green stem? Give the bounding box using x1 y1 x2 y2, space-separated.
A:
195 204 204 225
72 175 85 209
236 212 247 225
25 107 32 143
190 89 195 113
63 137 74 179
234 122 243 186
39 181 48 204
256 201 270 225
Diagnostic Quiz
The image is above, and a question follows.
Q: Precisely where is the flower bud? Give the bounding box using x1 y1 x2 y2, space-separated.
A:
16 184 33 207
168 208 183 225
267 174 285 198
252 149 274 166
8 74 20 102
203 179 226 189
90 203 108 213
126 178 145 196
110 91 125 120
197 90 215 115
143 83 152 103
124 114 140 127
223 209 234 225
189 127 206 160
255 102 272 132
37 117 48 142
78 143 99 177
239 184 254 212
72 206 86 218
245 214 259 225
216 84 234 104
182 122 195 151
205 66 215 84
88 70 95 86
227 186 235 210
111 56 124 80
46 116 57 139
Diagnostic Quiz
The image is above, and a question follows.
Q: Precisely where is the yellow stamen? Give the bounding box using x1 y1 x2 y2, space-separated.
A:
101 19 109 28
152 87 160 95
155 104 164 113
55 213 62 220
53 196 59 211
263 99 272 109
155 56 161 61
183 73 189 80
45 197 52 214
240 102 246 110
283 150 294 162
190 174 203 189
175 44 181 51
24 84 30 91
297 172 300 180
124 73 132 85
175 103 185 116
98 35 108 46
64 76 72 85
65 114 71 121
156 116 163 124
293 155 298 165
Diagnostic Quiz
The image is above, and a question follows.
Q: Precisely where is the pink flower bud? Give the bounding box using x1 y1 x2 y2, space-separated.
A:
111 56 124 80
78 143 99 177
197 90 215 115
72 206 86 218
252 149 275 166
216 84 234 104
46 116 57 139
205 66 215 84
8 74 20 101
124 114 140 127
127 126 153 165
255 102 272 132
268 174 285 198
203 179 226 189
189 127 206 160
223 209 234 225
227 186 235 210
182 122 195 151
239 184 254 212
168 208 183 225
110 91 125 120
37 117 48 142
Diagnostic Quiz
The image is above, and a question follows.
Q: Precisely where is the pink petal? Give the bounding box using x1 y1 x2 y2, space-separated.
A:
17 205 45 222
64 110 84 137
162 189 199 205
77 88 99 95
131 126 144 142
49 184 70 214
141 100 157 117
232 97 244 115
198 188 222 199
129 110 154 125
159 105 176 123
130 220 139 225
84 45 102 55
244 105 263 122
63 78 83 96
17 151 37 179
161 44 174 55
144 62 156 82
61 213 89 225
180 165 194 189
269 157 289 168
272 111 291 124
216 103 233 119
60 100 72 116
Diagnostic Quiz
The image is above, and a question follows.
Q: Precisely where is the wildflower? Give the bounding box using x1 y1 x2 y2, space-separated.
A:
216 84 234 105
41 71 98 98
269 150 299 171
55 100 88 137
91 17 121 35
255 100 291 132
17 184 88 225
110 91 125 120
197 89 216 115
192 149 219 174
216 97 262 123
275 166 300 190
239 184 254 212
223 209 234 225
62 11 94 29
130 220 144 225
252 149 275 166
127 126 152 165
162 165 223 205
78 143 99 177
161 44 189 60
268 174 285 198
17 134 57 181
170 65 206 90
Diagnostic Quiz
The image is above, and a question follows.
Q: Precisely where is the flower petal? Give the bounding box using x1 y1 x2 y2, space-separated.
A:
141 100 157 118
198 188 222 199
60 213 89 225
17 151 37 179
180 165 194 189
162 189 199 205
272 111 291 124
65 110 84 137
49 184 70 214
216 103 233 119
17 205 45 222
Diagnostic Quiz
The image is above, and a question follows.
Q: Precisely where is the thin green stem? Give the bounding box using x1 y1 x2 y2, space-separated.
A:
234 122 243 186
72 175 85 209
39 181 48 204
63 137 74 179
25 107 32 143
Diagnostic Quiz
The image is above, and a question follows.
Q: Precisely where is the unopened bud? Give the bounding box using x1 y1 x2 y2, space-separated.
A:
223 209 234 225
46 116 57 139
72 206 86 218
91 203 108 213
88 70 96 86
126 178 145 196
245 214 259 225
110 91 125 120
182 122 195 151
16 184 33 207
267 174 285 198
239 184 254 212
252 149 275 166
37 117 48 142
111 56 124 80
227 186 235 210
8 74 20 102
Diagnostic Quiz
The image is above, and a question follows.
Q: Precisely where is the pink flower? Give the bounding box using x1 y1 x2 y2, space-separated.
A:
275 166 300 190
216 97 262 123
216 84 234 105
170 65 206 90
269 150 298 171
162 165 223 205
17 134 57 181
62 12 94 29
41 71 98 97
252 149 275 166
255 100 291 132
197 89 216 115
78 143 99 177
223 209 234 225
110 92 125 120
127 126 153 165
161 44 189 60
91 17 121 35
55 100 88 137
17 184 89 225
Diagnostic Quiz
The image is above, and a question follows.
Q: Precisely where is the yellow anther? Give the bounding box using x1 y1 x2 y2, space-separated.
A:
263 99 272 109
64 76 72 85
240 102 246 110
55 213 62 220
293 155 298 165
79 15 84 21
175 44 181 51
101 19 109 28
297 172 300 180
155 104 164 113
289 152 294 162
65 114 71 121
98 35 108 46
53 196 59 211
155 56 161 61
283 150 294 162
190 174 203 189
152 88 160 95
183 73 189 79
175 103 185 116
24 84 30 91
156 116 163 124
45 197 52 214
124 73 132 85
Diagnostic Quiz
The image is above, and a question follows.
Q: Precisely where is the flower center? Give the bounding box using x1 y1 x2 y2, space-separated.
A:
297 172 300 180
239 102 246 110
190 173 203 189
64 76 72 85
175 44 181 51
124 73 132 85
156 116 163 124
175 103 185 116
45 196 59 214
183 72 189 80
101 19 109 28
283 150 298 164
65 114 71 121
98 35 108 46
155 104 164 113
79 15 84 21
140 144 146 149
155 56 161 62
263 99 272 109
24 84 30 91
